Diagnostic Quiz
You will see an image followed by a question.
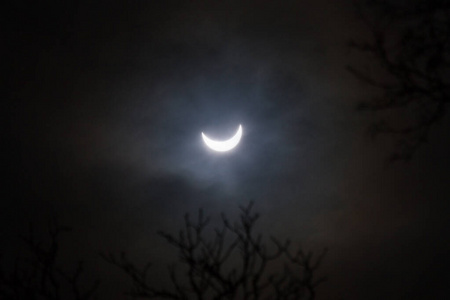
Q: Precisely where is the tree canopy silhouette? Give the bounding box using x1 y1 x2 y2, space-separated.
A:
103 202 327 300
1 204 326 299
348 0 450 161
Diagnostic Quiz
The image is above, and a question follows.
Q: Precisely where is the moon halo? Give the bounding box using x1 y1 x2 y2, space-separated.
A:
202 125 242 152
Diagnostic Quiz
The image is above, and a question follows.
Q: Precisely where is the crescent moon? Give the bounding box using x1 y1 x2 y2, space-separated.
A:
202 125 243 152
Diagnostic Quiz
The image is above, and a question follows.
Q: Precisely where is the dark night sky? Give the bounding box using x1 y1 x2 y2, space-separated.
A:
4 1 450 299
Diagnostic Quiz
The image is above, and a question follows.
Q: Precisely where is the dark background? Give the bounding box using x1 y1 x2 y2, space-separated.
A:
4 0 450 299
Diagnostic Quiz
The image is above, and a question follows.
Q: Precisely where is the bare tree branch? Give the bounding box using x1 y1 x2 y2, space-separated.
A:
349 0 450 161
104 202 326 300
0 218 99 300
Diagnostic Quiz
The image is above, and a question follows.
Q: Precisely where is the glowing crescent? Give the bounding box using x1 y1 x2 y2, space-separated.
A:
202 125 242 152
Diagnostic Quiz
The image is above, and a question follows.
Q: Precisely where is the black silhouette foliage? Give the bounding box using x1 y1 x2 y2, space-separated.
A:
348 0 450 161
103 202 327 299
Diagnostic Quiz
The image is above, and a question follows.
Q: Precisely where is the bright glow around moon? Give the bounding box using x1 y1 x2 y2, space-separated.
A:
202 125 242 152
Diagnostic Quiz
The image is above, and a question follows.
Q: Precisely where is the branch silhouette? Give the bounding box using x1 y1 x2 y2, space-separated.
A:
0 217 99 300
103 202 326 299
348 0 450 161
